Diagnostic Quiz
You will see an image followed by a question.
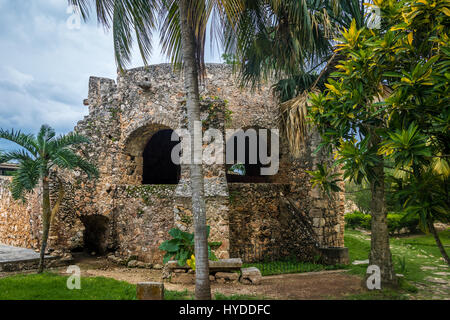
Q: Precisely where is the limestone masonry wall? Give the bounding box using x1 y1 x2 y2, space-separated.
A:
0 64 345 264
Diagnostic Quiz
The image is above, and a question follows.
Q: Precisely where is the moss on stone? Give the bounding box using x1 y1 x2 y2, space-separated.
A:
125 185 177 203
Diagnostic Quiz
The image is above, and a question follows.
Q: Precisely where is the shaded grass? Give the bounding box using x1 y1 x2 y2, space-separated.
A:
0 273 136 300
242 260 343 277
343 228 450 299
164 289 194 300
344 289 408 300
0 273 262 300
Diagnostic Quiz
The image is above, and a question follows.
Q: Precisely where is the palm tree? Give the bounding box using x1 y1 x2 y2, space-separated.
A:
70 0 242 299
0 125 98 273
224 0 368 155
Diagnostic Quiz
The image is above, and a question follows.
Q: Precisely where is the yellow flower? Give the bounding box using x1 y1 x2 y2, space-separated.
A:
187 255 196 271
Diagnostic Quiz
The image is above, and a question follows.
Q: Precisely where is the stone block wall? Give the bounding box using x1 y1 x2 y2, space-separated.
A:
0 64 345 264
0 176 41 248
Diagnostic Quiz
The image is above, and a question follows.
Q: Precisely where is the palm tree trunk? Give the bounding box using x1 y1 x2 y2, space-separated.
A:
428 220 450 266
38 177 51 274
179 0 211 300
368 133 397 287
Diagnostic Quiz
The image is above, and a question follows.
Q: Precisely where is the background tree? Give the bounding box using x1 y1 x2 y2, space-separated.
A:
308 0 449 280
374 0 449 264
225 0 399 285
0 125 98 273
70 0 243 299
223 0 370 154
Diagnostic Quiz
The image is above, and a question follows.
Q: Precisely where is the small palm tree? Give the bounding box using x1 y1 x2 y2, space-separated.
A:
0 125 98 273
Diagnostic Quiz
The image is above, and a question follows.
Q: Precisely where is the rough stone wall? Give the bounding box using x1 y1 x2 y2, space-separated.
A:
0 177 41 248
0 64 345 264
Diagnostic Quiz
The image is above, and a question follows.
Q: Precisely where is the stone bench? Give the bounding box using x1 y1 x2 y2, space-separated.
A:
167 258 243 272
167 258 262 285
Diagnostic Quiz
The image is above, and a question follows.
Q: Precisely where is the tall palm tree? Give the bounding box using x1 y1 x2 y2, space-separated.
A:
70 0 242 299
0 125 98 273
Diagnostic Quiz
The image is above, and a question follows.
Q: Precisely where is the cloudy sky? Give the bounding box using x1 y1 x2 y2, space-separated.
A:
0 0 222 152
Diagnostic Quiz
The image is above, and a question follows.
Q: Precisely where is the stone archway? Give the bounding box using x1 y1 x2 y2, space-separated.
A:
225 127 278 183
124 123 182 185
81 215 110 256
142 129 181 184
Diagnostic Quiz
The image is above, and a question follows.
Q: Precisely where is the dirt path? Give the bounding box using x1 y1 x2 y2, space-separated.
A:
68 255 364 300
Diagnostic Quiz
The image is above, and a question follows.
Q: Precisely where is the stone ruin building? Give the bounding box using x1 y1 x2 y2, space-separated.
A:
0 64 347 265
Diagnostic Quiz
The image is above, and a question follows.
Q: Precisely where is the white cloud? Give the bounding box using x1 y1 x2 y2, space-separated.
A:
0 1 222 153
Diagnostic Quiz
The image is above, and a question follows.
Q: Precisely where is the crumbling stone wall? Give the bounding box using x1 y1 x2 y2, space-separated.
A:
0 64 345 264
0 176 41 248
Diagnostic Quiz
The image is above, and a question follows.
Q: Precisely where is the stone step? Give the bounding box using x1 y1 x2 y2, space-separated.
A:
167 258 243 271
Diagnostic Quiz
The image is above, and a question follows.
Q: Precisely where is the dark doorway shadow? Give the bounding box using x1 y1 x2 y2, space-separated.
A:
142 129 181 185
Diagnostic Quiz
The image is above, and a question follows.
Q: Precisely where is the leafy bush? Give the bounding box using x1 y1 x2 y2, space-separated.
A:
345 211 371 230
345 211 419 234
159 227 217 266
387 213 419 234
345 181 371 214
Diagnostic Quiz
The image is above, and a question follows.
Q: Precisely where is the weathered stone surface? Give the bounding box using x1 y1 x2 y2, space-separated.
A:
127 260 138 268
167 260 190 270
107 255 123 265
425 277 448 284
352 259 369 265
0 244 58 272
0 64 346 266
170 273 195 285
136 261 151 268
174 269 187 273
215 272 239 282
319 247 350 265
136 282 164 300
209 258 243 271
240 267 262 285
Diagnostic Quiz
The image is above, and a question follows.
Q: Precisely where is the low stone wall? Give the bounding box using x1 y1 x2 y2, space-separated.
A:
228 183 317 261
228 181 345 262
0 177 41 249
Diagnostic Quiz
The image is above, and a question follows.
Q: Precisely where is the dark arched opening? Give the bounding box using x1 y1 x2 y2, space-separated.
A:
143 129 181 184
81 215 110 256
226 128 277 183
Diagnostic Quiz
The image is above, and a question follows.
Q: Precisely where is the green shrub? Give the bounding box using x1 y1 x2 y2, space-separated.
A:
345 211 419 234
345 211 371 229
159 226 217 266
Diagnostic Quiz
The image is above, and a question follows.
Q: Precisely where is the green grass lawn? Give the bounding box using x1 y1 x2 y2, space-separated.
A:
0 229 447 300
343 228 450 299
0 273 137 300
242 260 343 276
0 273 262 300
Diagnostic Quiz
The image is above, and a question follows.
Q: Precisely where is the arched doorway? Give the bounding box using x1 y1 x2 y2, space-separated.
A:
226 128 277 183
142 129 181 185
81 215 110 255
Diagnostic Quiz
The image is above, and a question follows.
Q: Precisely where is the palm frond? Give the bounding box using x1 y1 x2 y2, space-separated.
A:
224 0 338 88
160 0 245 75
0 150 34 163
50 133 90 150
50 149 99 179
0 128 38 156
10 158 41 200
69 0 158 71
280 90 317 157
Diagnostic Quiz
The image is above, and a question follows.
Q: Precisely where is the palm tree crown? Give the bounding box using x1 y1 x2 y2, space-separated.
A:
0 124 98 200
